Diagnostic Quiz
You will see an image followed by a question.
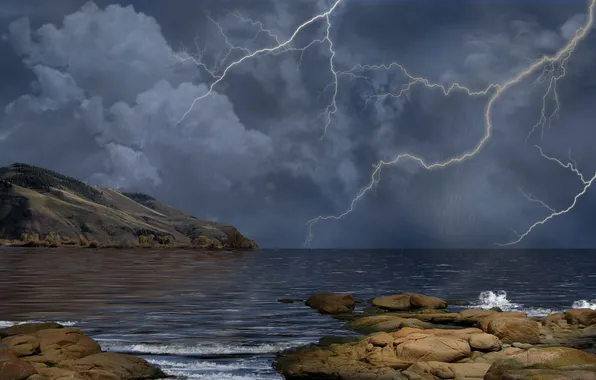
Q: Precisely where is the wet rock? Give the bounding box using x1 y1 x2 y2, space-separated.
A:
468 333 501 352
566 309 596 327
36 328 101 364
60 352 167 380
371 293 447 311
306 293 355 315
487 317 541 344
0 324 63 339
0 351 37 380
278 298 295 304
444 300 471 306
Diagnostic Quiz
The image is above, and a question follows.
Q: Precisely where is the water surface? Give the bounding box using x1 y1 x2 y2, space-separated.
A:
1 248 595 379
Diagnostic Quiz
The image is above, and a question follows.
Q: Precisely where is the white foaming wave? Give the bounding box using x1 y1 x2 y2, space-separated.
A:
470 291 553 317
164 371 272 380
572 300 596 309
148 359 269 371
0 320 77 327
476 290 520 311
101 341 311 356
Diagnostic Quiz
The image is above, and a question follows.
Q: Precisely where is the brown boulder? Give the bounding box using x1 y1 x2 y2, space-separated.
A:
395 336 471 363
409 294 447 309
60 352 166 380
306 293 355 314
0 324 62 339
484 346 596 380
0 351 37 380
371 294 412 311
457 309 497 325
404 361 491 379
371 293 447 311
565 309 596 326
36 329 101 364
487 317 540 344
367 333 394 347
479 312 527 332
468 333 501 352
2 336 39 357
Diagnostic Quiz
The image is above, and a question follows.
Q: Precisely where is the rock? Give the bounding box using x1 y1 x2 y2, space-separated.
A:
318 336 361 347
36 367 88 380
565 309 596 326
409 294 447 310
306 293 355 314
494 368 596 379
0 351 37 380
2 335 39 357
484 346 596 380
0 323 62 339
468 333 501 352
60 352 166 380
395 336 471 363
372 294 412 311
487 317 541 344
478 312 527 332
511 342 533 349
278 298 295 304
457 309 497 325
346 315 407 333
444 300 471 306
371 293 447 311
405 361 491 379
367 333 394 347
544 312 566 326
36 328 101 364
490 307 503 312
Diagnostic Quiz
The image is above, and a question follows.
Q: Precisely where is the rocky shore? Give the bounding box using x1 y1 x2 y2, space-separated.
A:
0 322 165 380
275 292 596 379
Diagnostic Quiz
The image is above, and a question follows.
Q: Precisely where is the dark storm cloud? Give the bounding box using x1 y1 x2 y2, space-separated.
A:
0 0 595 248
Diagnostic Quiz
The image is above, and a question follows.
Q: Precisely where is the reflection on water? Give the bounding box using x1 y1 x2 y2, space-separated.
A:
1 248 596 379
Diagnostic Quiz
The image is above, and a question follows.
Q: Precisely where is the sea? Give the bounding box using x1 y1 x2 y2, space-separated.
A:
1 248 596 379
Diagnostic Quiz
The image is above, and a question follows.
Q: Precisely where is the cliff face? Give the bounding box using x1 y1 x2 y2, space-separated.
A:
0 163 257 249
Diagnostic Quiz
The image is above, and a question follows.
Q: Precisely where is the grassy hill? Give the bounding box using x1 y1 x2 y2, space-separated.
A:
0 163 257 249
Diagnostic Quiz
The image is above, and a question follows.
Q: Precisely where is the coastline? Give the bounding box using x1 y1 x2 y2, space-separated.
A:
0 322 166 380
274 292 596 379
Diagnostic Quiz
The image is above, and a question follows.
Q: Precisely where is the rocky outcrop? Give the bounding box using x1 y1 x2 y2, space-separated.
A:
306 293 356 314
276 292 596 380
371 293 447 311
0 323 165 380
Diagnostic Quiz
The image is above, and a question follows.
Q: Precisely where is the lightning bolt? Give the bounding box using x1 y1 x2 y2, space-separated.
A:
306 0 595 247
173 0 596 247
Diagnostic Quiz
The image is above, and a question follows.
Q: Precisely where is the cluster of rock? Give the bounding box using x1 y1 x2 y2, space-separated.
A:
0 322 165 380
275 292 596 379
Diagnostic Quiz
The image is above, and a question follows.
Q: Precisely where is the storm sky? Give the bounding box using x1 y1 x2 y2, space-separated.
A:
1 0 596 248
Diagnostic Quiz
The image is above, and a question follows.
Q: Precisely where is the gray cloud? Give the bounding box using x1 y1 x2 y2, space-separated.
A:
1 0 595 248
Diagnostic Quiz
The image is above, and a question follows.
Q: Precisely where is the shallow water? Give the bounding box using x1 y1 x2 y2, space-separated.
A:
1 248 596 379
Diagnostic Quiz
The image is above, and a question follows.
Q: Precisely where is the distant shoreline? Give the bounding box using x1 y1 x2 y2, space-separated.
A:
0 239 258 250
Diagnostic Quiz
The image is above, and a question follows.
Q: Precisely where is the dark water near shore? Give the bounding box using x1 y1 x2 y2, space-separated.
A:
1 248 596 379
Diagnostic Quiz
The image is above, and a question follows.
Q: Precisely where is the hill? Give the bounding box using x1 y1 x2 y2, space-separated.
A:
0 163 257 249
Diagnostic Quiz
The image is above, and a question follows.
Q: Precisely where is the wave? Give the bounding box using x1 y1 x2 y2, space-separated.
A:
572 300 596 309
100 341 311 356
162 371 277 380
147 359 270 371
470 291 552 317
0 320 77 328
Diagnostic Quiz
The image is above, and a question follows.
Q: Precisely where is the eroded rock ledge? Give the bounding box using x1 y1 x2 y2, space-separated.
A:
0 322 165 380
276 292 596 379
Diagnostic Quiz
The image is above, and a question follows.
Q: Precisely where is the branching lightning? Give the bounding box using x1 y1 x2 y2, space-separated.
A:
175 0 596 247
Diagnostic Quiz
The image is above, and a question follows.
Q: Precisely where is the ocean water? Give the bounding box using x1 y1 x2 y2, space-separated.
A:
1 248 596 379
